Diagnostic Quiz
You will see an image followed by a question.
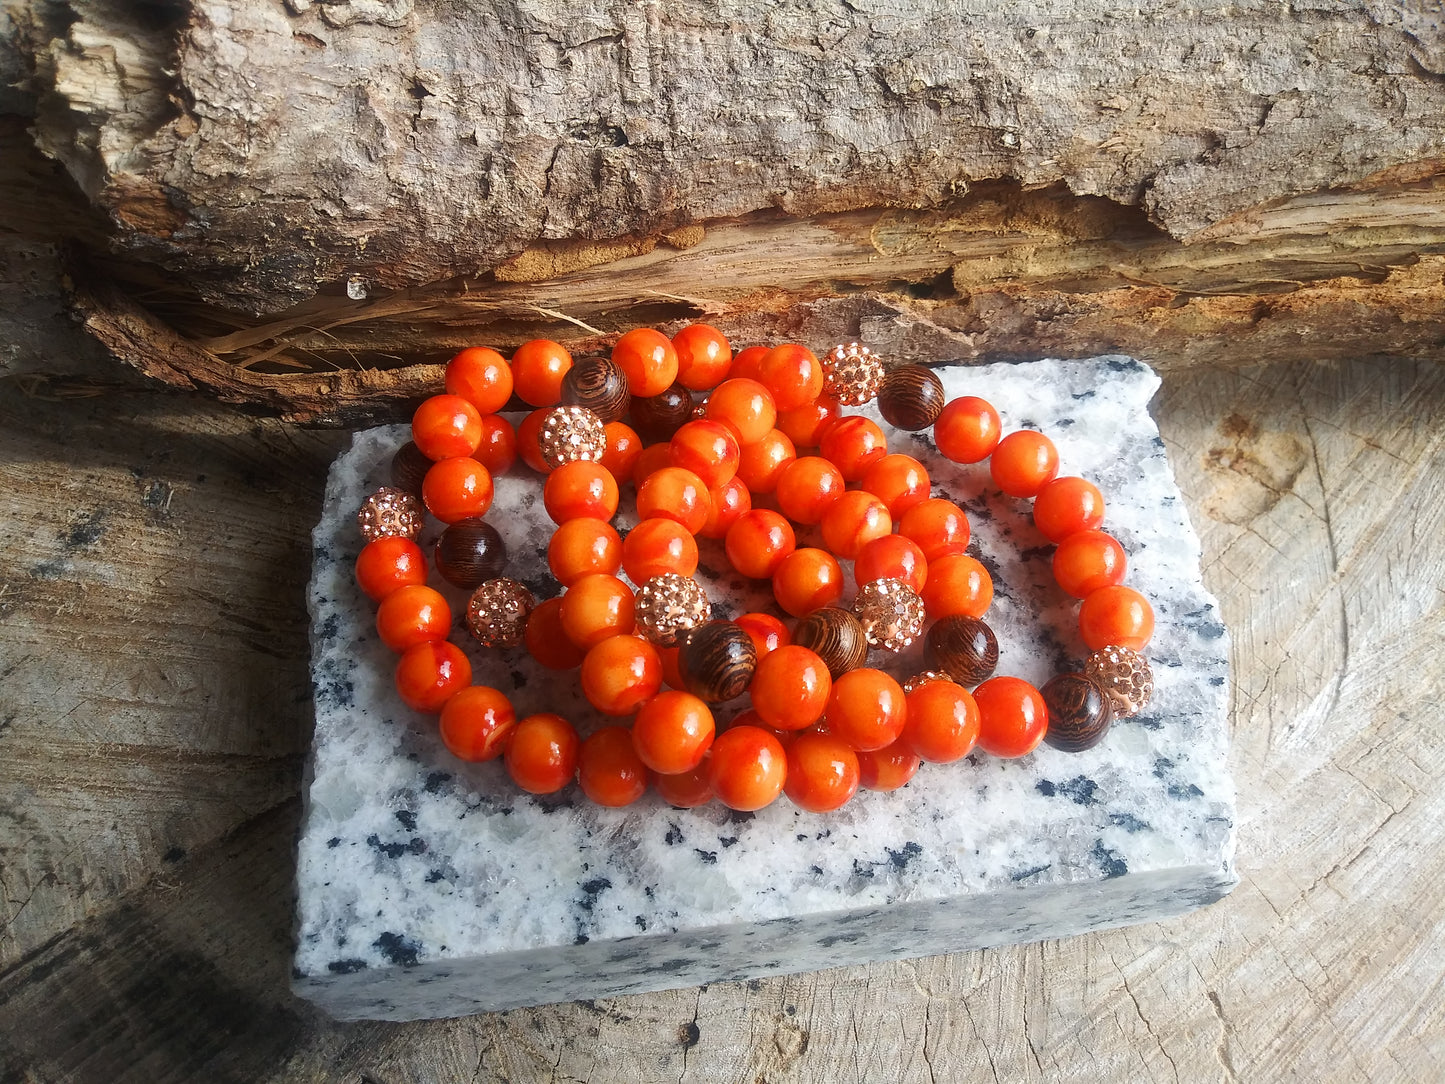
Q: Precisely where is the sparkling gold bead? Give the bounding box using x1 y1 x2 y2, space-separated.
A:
466 578 536 648
824 342 886 407
853 577 925 652
1084 645 1154 718
539 406 607 469
634 573 710 647
903 670 951 694
358 486 425 542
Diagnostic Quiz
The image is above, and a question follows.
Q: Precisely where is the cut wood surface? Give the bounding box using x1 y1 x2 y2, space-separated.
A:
2 343 1442 1081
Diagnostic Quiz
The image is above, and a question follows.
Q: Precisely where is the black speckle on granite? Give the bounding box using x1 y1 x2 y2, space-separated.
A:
729 810 755 825
373 932 421 967
887 841 922 870
819 932 862 948
319 613 341 640
635 915 647 930
394 810 417 831
574 934 590 945
1109 812 1151 834
796 833 809 842
425 869 445 883
665 823 684 845
1072 388 1096 400
694 849 718 864
719 835 739 848
1209 675 1226 686
809 864 823 876
1010 864 1051 882
423 771 451 793
1153 756 1174 779
366 834 426 860
1169 783 1206 800
1090 840 1129 879
326 958 369 974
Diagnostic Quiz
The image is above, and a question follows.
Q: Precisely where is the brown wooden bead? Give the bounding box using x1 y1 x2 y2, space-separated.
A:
561 357 631 424
434 517 508 589
390 440 432 495
924 614 999 686
877 364 946 431
1041 672 1114 752
791 606 869 678
629 381 694 443
677 620 757 703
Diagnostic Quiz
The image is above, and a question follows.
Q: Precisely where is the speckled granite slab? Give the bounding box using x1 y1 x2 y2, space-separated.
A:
294 356 1235 1022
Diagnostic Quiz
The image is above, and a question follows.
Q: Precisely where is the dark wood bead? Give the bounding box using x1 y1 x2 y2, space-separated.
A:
1042 672 1114 752
561 357 631 424
433 518 508 589
791 607 869 678
390 440 432 495
678 621 757 703
924 615 999 686
629 381 694 443
877 365 946 431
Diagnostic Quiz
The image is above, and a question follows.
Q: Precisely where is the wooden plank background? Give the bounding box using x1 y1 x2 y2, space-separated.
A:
1 348 1442 1082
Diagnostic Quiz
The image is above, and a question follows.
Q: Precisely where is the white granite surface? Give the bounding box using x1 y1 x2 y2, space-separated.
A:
293 357 1236 1021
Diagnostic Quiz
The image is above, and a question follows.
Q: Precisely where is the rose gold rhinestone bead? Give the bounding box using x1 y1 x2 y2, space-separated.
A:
1084 645 1154 718
358 486 425 542
903 670 951 694
824 343 886 407
466 578 536 648
539 406 607 469
634 573 710 647
853 576 926 652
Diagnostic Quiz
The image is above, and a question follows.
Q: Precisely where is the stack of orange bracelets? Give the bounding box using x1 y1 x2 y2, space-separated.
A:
352 327 1156 815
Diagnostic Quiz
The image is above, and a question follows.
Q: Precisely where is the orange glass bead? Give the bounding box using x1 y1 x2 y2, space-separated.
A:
622 517 699 582
669 419 741 489
672 323 733 391
632 690 716 774
543 460 619 525
1034 476 1106 543
1053 530 1127 598
630 441 675 486
861 453 931 517
898 497 971 561
412 394 483 461
600 421 644 483
439 685 516 762
749 644 832 731
772 548 845 617
707 725 788 811
659 644 686 690
355 536 426 601
783 731 860 812
395 640 472 713
854 534 928 593
577 725 649 807
973 676 1048 758
902 679 979 763
473 414 517 475
775 456 846 524
856 739 921 791
819 415 887 481
517 407 552 473
705 378 777 446
524 597 586 669
733 612 789 660
820 490 892 560
776 397 840 448
505 712 580 794
1079 585 1154 651
612 328 679 397
376 584 452 652
826 668 907 752
725 509 797 579
559 573 635 649
991 430 1060 498
653 758 715 808
920 554 993 620
729 344 769 381
548 517 623 585
699 476 752 539
933 395 1002 463
421 456 494 524
445 346 513 416
511 339 573 407
580 633 663 715
636 466 711 534
756 343 824 411
736 428 796 494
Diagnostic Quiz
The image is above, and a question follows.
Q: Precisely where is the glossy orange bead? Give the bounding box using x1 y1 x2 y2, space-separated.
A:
394 640 471 713
920 553 993 620
933 396 1002 463
1079 585 1154 651
991 430 1060 498
706 378 777 446
543 460 619 525
600 421 644 483
548 517 623 585
355 536 426 601
1053 530 1127 598
473 414 518 475
819 416 887 481
505 712 580 794
898 497 971 561
736 428 796 494
775 456 846 524
725 509 797 579
820 490 892 560
653 758 715 808
728 344 769 381
632 690 716 774
826 668 908 752
973 676 1048 758
776 397 840 448
612 328 679 397
411 394 483 461
580 634 663 715
699 476 752 539
854 534 928 593
511 339 573 407
669 419 741 488
636 467 711 534
630 441 675 486
784 731 860 812
749 644 832 731
517 407 552 473
559 573 635 649
861 453 931 517
672 323 733 391
771 548 845 617
1033 476 1106 542
856 739 921 791
445 347 513 415
577 725 649 807
707 725 787 811
733 612 789 660
439 685 516 762
659 644 686 690
756 343 824 411
376 584 452 652
524 597 586 669
622 517 699 581
902 680 979 763
421 456 494 524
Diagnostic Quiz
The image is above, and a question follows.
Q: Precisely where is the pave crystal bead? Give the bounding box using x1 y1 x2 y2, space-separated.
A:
538 406 607 469
1084 645 1154 718
903 670 951 694
358 486 425 542
823 343 886 406
465 578 536 648
853 576 926 652
634 573 711 647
